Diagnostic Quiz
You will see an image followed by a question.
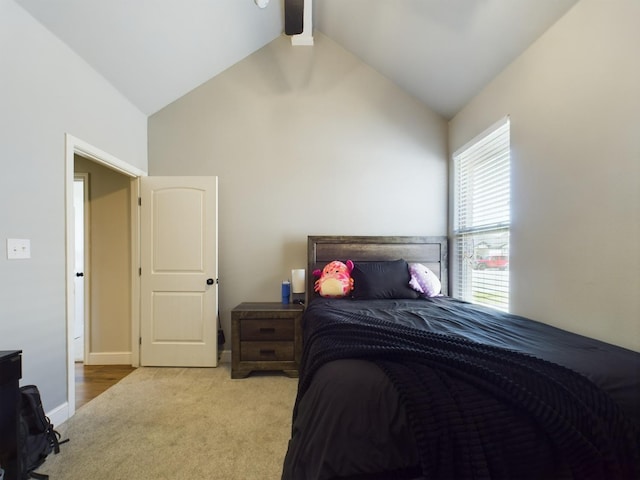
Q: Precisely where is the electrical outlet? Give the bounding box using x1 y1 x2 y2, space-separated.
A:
7 238 31 259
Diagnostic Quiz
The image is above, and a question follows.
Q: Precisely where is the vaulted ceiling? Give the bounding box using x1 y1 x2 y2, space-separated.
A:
16 0 578 119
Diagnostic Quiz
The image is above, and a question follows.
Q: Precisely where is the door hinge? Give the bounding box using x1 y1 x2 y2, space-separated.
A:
138 197 141 206
139 337 142 345
139 267 142 276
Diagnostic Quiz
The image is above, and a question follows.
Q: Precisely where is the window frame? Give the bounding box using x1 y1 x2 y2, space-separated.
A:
452 117 511 311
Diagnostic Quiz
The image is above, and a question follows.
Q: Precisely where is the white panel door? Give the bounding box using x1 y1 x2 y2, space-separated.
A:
140 176 218 366
73 176 87 362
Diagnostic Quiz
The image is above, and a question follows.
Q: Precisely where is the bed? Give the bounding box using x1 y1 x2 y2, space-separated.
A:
281 236 640 480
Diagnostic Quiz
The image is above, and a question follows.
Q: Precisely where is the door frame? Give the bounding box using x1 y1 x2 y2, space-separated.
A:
64 133 146 417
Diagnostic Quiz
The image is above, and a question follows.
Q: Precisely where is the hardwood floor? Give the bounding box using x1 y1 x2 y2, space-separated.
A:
75 363 135 409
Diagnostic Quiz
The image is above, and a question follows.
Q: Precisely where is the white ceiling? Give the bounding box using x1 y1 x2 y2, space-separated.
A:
16 0 579 119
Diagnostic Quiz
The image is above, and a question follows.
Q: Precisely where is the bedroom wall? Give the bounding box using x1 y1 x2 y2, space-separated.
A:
148 32 448 351
0 0 147 412
449 0 639 351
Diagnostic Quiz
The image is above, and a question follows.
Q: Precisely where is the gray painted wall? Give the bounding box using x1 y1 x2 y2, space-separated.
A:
0 0 147 412
449 0 639 351
148 33 449 345
2 0 637 421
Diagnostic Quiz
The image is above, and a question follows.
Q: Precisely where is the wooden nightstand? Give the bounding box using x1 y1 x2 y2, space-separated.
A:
231 302 304 379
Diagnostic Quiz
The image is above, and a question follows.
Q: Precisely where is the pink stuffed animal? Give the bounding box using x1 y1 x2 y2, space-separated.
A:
313 260 354 298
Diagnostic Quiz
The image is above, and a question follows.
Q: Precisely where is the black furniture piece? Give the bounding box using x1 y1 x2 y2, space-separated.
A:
0 350 22 480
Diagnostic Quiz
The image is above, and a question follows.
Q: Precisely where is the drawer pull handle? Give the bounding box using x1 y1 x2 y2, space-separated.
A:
260 349 276 356
259 327 276 334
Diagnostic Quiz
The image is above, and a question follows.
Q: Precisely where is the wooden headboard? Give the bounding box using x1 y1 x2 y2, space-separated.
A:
307 235 449 298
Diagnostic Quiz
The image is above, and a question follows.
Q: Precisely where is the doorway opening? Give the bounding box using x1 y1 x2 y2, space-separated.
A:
64 133 145 420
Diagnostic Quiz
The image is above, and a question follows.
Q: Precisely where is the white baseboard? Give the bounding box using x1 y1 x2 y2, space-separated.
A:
85 350 226 365
219 349 231 364
86 351 131 365
48 402 70 428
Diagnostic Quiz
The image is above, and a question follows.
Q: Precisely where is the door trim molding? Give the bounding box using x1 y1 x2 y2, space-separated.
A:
64 133 146 420
73 173 90 364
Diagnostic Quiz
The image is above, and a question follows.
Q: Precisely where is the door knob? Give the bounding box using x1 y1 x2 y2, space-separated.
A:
76 272 84 277
206 278 215 285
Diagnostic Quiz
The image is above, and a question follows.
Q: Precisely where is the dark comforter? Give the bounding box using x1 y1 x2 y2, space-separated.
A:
281 297 640 480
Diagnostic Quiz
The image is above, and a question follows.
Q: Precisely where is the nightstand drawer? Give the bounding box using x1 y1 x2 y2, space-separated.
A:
240 341 294 361
240 319 294 341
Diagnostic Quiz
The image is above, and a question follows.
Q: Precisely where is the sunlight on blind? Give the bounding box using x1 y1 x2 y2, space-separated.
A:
454 119 510 311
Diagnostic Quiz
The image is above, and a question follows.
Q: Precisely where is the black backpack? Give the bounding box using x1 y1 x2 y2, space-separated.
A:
18 385 68 480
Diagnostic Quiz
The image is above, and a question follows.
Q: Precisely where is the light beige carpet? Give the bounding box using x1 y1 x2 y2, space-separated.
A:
40 365 298 480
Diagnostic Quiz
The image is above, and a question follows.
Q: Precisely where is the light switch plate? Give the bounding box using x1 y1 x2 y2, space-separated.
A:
7 238 31 259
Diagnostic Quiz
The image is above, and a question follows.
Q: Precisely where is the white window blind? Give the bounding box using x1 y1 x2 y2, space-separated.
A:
453 118 510 311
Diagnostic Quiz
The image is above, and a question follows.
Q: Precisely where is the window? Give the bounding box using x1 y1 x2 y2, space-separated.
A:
453 118 510 311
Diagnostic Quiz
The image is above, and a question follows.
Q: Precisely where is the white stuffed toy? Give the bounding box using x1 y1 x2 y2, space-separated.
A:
408 263 442 297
